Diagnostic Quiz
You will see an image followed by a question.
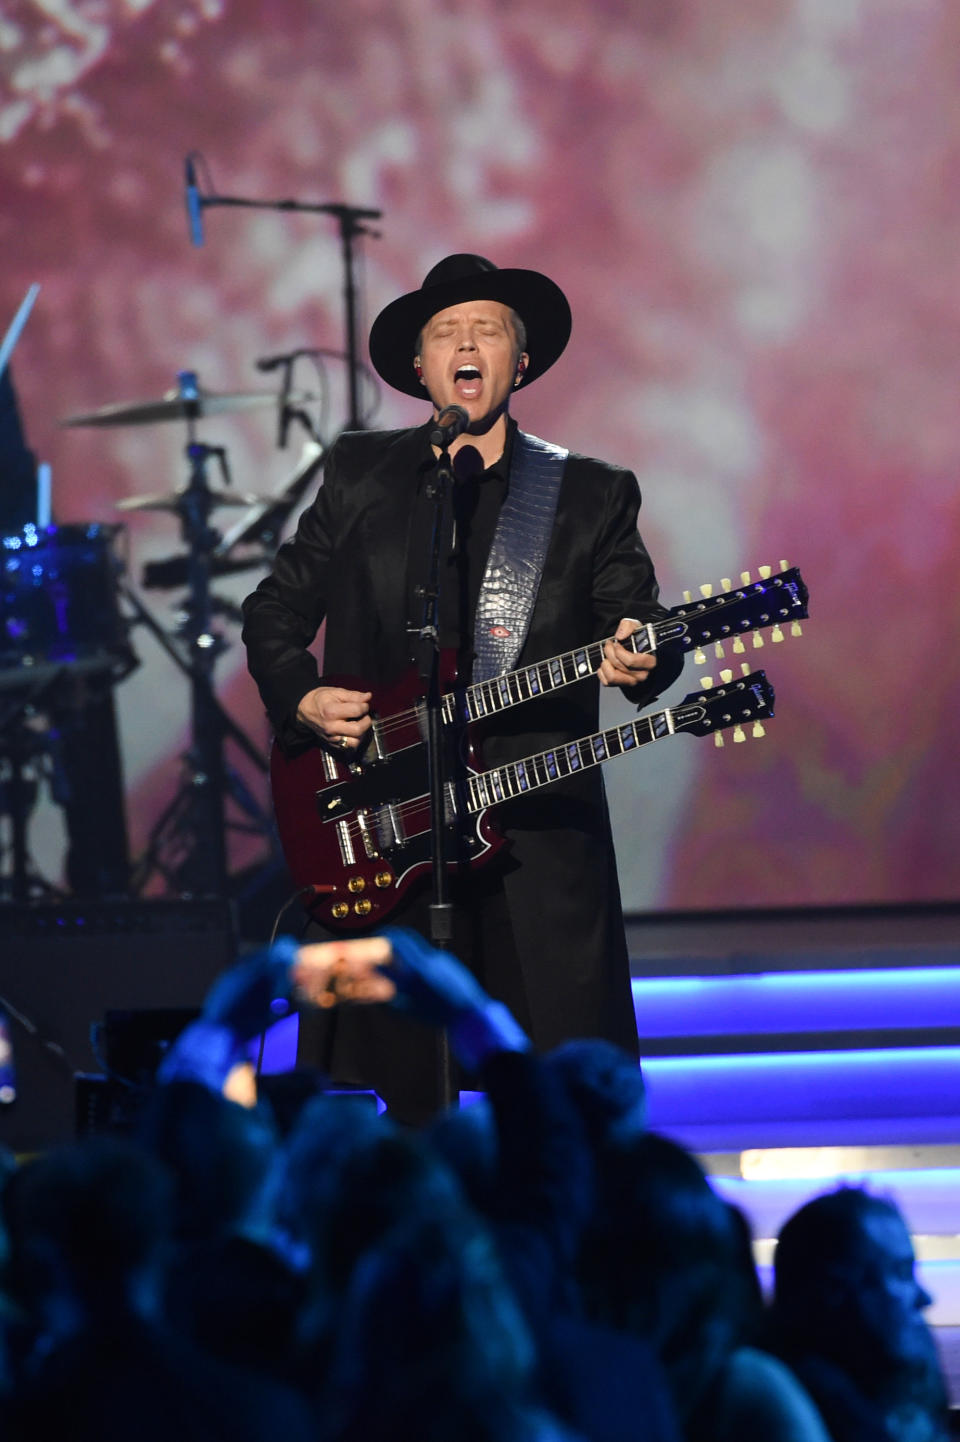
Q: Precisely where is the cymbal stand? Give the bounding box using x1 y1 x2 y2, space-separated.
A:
132 371 274 897
120 583 268 782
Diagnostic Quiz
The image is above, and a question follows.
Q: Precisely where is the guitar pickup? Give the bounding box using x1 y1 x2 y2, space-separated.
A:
356 804 407 858
374 803 405 853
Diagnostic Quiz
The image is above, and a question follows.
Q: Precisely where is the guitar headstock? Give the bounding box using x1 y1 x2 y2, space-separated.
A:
651 561 809 662
672 668 775 742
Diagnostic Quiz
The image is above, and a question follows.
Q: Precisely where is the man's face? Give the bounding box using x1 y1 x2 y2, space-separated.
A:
416 299 527 427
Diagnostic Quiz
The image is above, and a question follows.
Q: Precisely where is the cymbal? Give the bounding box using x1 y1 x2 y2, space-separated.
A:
116 490 271 513
61 388 316 428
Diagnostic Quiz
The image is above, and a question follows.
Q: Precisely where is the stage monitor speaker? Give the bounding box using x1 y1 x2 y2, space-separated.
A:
0 898 236 1152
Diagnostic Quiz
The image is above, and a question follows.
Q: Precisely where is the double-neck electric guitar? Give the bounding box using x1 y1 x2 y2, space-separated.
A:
270 564 806 929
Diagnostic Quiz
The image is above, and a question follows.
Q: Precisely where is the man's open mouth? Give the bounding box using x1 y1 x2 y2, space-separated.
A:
454 365 483 398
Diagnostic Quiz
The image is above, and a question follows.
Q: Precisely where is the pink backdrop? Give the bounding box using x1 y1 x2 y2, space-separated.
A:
3 0 958 911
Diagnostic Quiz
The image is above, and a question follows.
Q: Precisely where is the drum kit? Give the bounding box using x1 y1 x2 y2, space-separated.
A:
1 365 325 903
2 175 379 905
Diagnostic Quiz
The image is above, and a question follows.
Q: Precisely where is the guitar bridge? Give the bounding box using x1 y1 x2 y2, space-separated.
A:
355 809 379 860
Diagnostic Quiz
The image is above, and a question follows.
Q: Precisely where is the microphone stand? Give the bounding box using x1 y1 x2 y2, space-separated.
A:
191 186 380 430
410 443 458 1110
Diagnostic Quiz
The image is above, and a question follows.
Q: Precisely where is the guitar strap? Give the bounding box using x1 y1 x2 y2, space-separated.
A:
472 430 568 682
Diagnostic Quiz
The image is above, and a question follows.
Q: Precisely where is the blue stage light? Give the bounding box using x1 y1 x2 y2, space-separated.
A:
632 968 960 1037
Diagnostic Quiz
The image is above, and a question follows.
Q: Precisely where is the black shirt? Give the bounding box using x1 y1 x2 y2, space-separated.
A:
406 427 513 680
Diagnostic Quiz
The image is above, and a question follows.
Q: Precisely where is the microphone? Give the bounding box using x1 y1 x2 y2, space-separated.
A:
256 348 315 372
185 156 204 247
429 405 469 449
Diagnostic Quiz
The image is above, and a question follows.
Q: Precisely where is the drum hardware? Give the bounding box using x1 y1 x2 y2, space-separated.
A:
0 662 135 903
139 437 326 593
214 434 325 553
114 371 280 899
123 430 328 895
116 489 273 514
48 362 310 900
0 523 138 693
59 386 317 429
141 552 263 591
124 611 277 898
180 594 244 628
2 291 134 901
118 579 273 776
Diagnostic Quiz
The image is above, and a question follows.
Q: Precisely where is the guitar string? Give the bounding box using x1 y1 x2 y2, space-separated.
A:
366 635 612 740
334 674 770 855
356 572 797 742
337 706 672 849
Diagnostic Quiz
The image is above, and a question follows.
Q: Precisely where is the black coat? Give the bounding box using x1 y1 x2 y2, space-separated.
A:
242 419 681 1067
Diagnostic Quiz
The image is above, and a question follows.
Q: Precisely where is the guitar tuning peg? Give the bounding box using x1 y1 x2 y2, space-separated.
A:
721 577 732 591
719 668 733 684
752 631 764 648
694 647 706 665
714 732 725 748
732 636 746 654
683 589 693 603
779 558 788 571
771 624 785 643
752 720 766 738
758 564 772 579
740 662 751 676
700 582 714 598
791 621 803 637
733 725 746 743
740 570 752 585
700 676 713 689
714 641 725 658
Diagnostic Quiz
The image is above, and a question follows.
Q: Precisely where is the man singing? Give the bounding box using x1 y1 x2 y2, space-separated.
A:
242 254 683 1121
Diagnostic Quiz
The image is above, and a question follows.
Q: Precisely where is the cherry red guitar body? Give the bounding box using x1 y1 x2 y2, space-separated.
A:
269 657 504 931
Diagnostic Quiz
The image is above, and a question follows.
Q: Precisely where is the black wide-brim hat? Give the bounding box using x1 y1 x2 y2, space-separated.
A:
369 253 572 399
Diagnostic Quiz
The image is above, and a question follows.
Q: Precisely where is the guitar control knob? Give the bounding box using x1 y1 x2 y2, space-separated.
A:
347 876 366 893
331 901 349 920
374 870 393 888
353 898 373 917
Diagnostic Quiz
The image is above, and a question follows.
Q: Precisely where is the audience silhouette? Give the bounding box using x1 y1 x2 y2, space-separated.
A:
771 1186 951 1442
0 931 952 1442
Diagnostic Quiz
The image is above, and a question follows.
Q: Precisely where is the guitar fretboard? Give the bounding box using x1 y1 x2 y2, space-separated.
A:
446 638 616 725
464 701 690 812
440 566 804 729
